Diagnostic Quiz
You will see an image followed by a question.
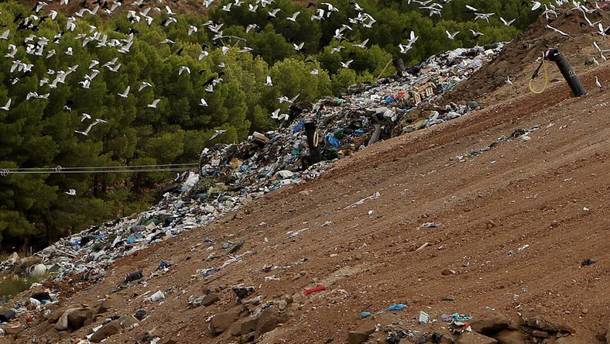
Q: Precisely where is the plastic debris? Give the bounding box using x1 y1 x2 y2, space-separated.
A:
386 304 408 311
359 311 372 319
148 290 165 302
124 270 143 283
419 311 430 324
303 284 326 296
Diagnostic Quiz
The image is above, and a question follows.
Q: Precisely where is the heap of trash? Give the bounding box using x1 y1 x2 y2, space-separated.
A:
0 43 504 291
199 43 504 193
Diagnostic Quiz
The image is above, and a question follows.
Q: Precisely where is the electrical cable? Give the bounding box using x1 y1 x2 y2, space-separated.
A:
6 163 198 171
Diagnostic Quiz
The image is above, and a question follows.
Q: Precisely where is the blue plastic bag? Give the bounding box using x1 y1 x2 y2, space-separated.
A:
324 133 340 148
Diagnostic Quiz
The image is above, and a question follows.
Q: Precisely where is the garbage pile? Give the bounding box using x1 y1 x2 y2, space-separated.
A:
199 43 505 193
0 43 504 291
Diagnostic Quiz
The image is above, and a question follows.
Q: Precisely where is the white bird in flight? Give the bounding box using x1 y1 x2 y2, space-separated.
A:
500 17 516 26
293 42 304 51
0 99 11 111
446 30 459 40
147 99 161 108
340 60 353 68
286 11 300 22
118 85 130 98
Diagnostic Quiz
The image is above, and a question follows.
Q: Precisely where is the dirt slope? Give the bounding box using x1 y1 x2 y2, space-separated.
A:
8 54 610 344
5 11 610 344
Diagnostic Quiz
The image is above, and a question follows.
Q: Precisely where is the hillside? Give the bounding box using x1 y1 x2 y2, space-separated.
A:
0 0 532 251
1 4 610 344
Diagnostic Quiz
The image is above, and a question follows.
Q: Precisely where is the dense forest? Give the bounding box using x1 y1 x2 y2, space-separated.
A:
0 0 544 250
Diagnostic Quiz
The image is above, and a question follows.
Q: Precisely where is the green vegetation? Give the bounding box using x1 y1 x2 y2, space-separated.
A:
0 273 42 302
0 0 541 250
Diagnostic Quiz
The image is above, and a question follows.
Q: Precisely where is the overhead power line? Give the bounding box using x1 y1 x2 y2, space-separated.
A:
0 163 199 176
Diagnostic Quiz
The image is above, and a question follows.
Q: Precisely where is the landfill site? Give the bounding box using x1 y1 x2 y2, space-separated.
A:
1 8 610 344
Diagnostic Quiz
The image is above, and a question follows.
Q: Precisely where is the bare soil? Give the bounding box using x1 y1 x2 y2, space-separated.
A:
4 9 610 344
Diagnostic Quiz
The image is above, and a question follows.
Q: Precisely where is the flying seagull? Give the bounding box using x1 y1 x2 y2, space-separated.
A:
500 17 516 26
293 42 304 51
75 118 106 136
118 85 130 98
287 11 300 22
0 98 11 111
446 30 459 40
340 60 353 68
147 98 160 108
353 38 369 49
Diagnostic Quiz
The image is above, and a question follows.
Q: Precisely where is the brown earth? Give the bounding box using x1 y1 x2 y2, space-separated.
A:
445 7 609 106
4 10 610 344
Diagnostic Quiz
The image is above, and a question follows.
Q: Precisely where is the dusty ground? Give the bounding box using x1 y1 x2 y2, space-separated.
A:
4 9 610 344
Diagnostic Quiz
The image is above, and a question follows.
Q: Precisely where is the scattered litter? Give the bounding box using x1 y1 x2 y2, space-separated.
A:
148 290 165 302
419 311 430 324
386 303 408 311
345 192 381 209
124 270 143 283
441 313 472 323
454 125 540 162
359 311 372 319
303 284 326 296
158 260 171 270
287 228 309 238
415 242 430 252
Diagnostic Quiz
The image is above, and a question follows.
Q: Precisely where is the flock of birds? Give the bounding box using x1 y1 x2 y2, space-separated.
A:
0 0 609 195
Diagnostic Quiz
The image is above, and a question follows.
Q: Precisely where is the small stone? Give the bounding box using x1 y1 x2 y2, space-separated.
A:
90 320 121 343
456 332 497 344
134 309 146 321
531 330 549 338
124 270 143 283
95 300 110 314
117 315 139 329
232 285 255 299
470 314 510 335
239 333 256 343
347 325 375 344
55 307 94 331
521 313 574 335
201 293 220 306
494 330 526 344
255 307 288 337
3 324 22 336
208 307 245 336
441 268 456 276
